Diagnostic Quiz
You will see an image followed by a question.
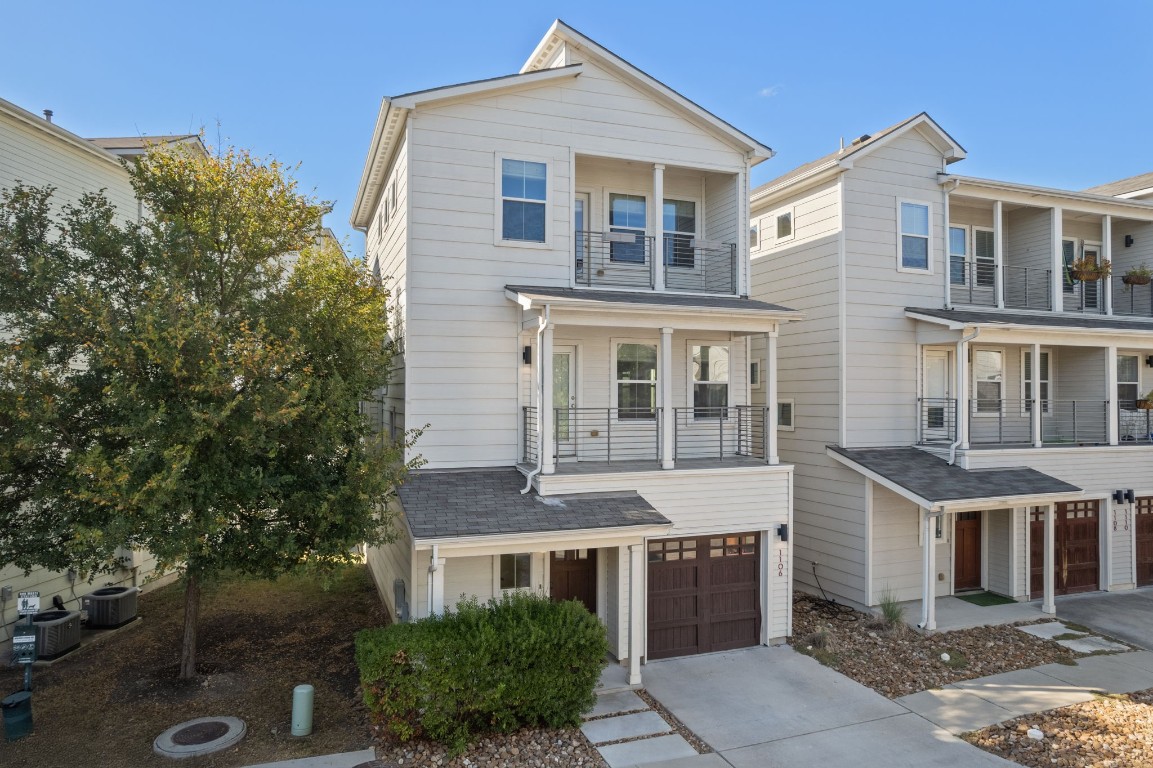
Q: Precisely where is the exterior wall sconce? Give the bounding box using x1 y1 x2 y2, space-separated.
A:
776 523 788 542
1145 355 1153 368
1112 489 1136 504
934 516 944 539
1125 235 1135 247
522 346 532 365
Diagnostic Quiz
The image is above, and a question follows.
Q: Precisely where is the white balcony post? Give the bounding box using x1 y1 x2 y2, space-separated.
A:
994 201 1005 309
1032 342 1043 448
920 510 937 631
1051 207 1064 313
1107 344 1119 445
628 542 645 685
1103 215 1113 316
1043 503 1056 614
541 323 556 475
766 331 780 465
660 327 674 469
958 336 971 450
428 553 446 616
652 164 665 292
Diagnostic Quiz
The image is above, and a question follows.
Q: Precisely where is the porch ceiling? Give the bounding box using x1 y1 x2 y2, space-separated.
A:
827 446 1082 512
399 467 672 545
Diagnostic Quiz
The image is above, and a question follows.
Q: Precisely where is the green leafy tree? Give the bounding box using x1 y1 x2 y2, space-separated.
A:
0 145 419 678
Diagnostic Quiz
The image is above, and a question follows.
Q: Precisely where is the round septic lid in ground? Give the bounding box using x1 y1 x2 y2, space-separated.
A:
154 716 246 758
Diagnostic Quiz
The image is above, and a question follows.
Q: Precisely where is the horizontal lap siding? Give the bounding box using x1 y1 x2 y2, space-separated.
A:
986 509 1012 596
365 503 414 621
1006 207 1050 274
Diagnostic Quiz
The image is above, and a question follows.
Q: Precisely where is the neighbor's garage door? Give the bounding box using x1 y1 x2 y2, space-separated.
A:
1138 497 1153 587
1030 500 1100 598
647 534 760 660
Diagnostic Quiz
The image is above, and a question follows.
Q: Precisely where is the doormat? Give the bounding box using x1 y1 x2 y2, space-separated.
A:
954 591 1017 607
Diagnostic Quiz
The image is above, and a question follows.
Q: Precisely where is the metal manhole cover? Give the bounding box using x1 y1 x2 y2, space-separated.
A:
171 720 230 745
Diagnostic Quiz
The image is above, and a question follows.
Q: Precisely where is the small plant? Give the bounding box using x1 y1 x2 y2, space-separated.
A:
1069 256 1111 281
1123 263 1152 287
1138 390 1153 410
877 588 906 632
939 649 969 670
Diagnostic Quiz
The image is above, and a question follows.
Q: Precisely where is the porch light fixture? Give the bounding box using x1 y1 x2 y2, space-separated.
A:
1113 489 1137 504
522 346 532 365
1125 235 1135 247
934 516 943 539
1126 489 1136 504
1145 355 1153 368
777 523 788 542
1113 490 1125 504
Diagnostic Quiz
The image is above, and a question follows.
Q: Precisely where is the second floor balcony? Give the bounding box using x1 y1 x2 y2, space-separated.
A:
918 397 1152 448
574 230 737 294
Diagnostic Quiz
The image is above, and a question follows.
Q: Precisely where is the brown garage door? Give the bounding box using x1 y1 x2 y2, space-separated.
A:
1030 500 1100 598
647 534 760 660
1138 497 1153 587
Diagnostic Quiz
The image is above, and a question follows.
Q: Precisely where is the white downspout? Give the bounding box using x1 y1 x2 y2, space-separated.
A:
427 543 440 616
521 304 551 494
948 327 981 465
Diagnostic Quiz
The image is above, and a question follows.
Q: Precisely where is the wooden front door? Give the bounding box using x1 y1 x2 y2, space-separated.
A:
647 534 760 660
954 512 982 591
1137 498 1153 587
550 549 597 614
1030 501 1101 598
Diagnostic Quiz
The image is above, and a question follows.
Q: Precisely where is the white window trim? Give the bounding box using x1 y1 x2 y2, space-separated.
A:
750 359 762 390
1020 348 1054 417
686 339 732 419
971 346 1005 417
777 398 795 431
494 552 533 593
494 152 554 249
610 337 660 421
774 206 795 244
897 198 934 274
948 223 969 286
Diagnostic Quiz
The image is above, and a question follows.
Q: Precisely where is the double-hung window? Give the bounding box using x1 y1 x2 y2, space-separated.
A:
899 201 930 271
691 344 729 419
663 199 696 268
1118 354 1140 408
776 210 793 241
973 349 1004 414
501 159 547 242
1062 239 1077 293
499 553 531 590
609 193 647 263
949 226 967 285
1022 349 1051 414
616 342 657 419
974 228 995 288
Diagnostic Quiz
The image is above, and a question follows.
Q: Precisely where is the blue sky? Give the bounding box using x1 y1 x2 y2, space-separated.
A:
5 2 1152 257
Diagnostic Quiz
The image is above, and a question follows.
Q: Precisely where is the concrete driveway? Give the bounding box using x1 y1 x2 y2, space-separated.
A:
642 646 1013 767
1056 587 1153 649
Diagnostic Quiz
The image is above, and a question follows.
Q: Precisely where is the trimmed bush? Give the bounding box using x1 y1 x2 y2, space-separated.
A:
356 591 608 751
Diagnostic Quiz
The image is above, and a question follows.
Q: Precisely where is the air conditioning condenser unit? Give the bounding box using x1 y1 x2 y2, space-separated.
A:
32 610 81 659
82 586 139 629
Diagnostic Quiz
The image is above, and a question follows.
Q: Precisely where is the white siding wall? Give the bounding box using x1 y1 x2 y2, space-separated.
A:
986 508 1012 596
364 504 414 622
1005 207 1051 274
869 485 950 602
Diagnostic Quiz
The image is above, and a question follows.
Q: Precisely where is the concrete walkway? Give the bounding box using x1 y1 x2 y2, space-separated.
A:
1054 586 1153 650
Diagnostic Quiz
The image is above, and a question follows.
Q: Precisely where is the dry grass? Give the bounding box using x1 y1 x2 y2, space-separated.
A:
0 565 386 768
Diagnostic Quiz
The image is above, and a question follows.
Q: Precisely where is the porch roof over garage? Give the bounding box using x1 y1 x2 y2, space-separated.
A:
827 446 1083 512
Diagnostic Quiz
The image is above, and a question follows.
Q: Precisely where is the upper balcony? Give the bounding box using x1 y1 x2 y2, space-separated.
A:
570 155 743 297
945 184 1153 319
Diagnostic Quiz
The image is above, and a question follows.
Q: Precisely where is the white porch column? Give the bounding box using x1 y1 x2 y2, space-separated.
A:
1051 207 1064 313
627 543 645 686
652 164 665 292
958 335 971 450
1107 344 1119 445
541 322 556 475
994 201 1005 309
1043 503 1056 614
1032 341 1043 448
766 331 780 465
920 510 937 631
660 327 675 469
1103 215 1113 316
428 552 446 616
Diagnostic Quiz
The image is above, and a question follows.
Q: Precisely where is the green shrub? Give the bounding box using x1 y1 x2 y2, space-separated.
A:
356 591 608 752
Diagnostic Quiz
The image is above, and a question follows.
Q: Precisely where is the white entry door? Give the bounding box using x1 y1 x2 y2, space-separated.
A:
554 346 577 459
923 350 952 441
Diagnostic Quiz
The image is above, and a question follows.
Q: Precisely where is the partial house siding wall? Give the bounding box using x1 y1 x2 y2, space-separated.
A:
869 485 951 603
403 53 748 470
1004 207 1051 276
364 502 414 622
986 508 1012 596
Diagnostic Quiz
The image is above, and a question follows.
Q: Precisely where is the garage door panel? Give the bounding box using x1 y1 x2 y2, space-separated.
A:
1030 501 1100 598
1137 498 1153 587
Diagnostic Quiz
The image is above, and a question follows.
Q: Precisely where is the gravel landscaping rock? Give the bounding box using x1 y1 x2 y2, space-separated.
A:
964 688 1153 767
789 593 1080 698
373 727 607 767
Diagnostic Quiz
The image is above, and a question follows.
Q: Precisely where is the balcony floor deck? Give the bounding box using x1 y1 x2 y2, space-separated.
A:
517 456 771 477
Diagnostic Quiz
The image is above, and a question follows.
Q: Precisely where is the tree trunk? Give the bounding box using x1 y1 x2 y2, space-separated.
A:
179 570 201 679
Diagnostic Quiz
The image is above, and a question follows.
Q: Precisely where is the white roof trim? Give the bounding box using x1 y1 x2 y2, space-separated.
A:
505 288 803 323
947 175 1153 213
522 20 772 159
905 310 1153 338
392 64 583 109
0 96 124 170
413 522 672 551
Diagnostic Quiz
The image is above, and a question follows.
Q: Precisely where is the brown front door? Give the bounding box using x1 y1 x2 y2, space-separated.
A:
1030 500 1101 598
647 534 760 660
954 512 982 591
550 549 597 614
1137 498 1153 587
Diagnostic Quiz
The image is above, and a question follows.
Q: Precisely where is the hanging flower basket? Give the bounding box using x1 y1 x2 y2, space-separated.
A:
1123 274 1152 286
1137 399 1153 410
1071 269 1103 282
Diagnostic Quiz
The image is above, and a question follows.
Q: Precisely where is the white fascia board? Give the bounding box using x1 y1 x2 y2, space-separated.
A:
826 448 936 510
939 491 1085 514
412 523 672 554
904 311 969 331
508 292 803 331
906 310 1153 340
1117 187 1153 200
391 65 584 109
350 98 407 229
0 96 125 169
947 175 1153 216
750 162 843 209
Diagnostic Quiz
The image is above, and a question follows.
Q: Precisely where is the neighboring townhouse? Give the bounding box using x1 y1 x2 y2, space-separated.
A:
749 113 1153 630
0 96 200 651
354 20 799 683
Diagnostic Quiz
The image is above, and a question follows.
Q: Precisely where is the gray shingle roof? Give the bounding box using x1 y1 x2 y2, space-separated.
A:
505 285 795 314
398 468 670 540
906 307 1153 333
828 446 1081 504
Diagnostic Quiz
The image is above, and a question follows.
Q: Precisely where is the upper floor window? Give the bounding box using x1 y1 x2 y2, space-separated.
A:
501 159 547 242
610 193 647 263
1022 349 1052 414
749 224 759 250
1118 354 1140 407
777 399 795 431
616 342 657 419
691 343 729 419
899 201 930 271
664 199 696 268
949 226 967 285
973 348 1003 414
776 211 793 240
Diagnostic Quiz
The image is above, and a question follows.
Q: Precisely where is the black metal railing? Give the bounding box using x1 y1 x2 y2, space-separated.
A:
672 406 772 462
967 399 1108 446
917 397 957 443
575 230 655 290
1002 266 1052 311
555 407 663 464
1118 402 1153 443
949 261 997 307
663 238 738 295
522 406 539 464
1112 275 1153 318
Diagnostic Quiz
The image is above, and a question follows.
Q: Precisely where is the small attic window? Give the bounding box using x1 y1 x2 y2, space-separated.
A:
776 211 793 241
750 224 759 249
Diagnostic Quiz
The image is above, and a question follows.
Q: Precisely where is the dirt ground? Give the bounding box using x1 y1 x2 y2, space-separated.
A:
0 565 386 768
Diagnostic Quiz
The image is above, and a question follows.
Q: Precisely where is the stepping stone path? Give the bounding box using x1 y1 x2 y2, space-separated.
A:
581 689 703 768
1016 620 1130 653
